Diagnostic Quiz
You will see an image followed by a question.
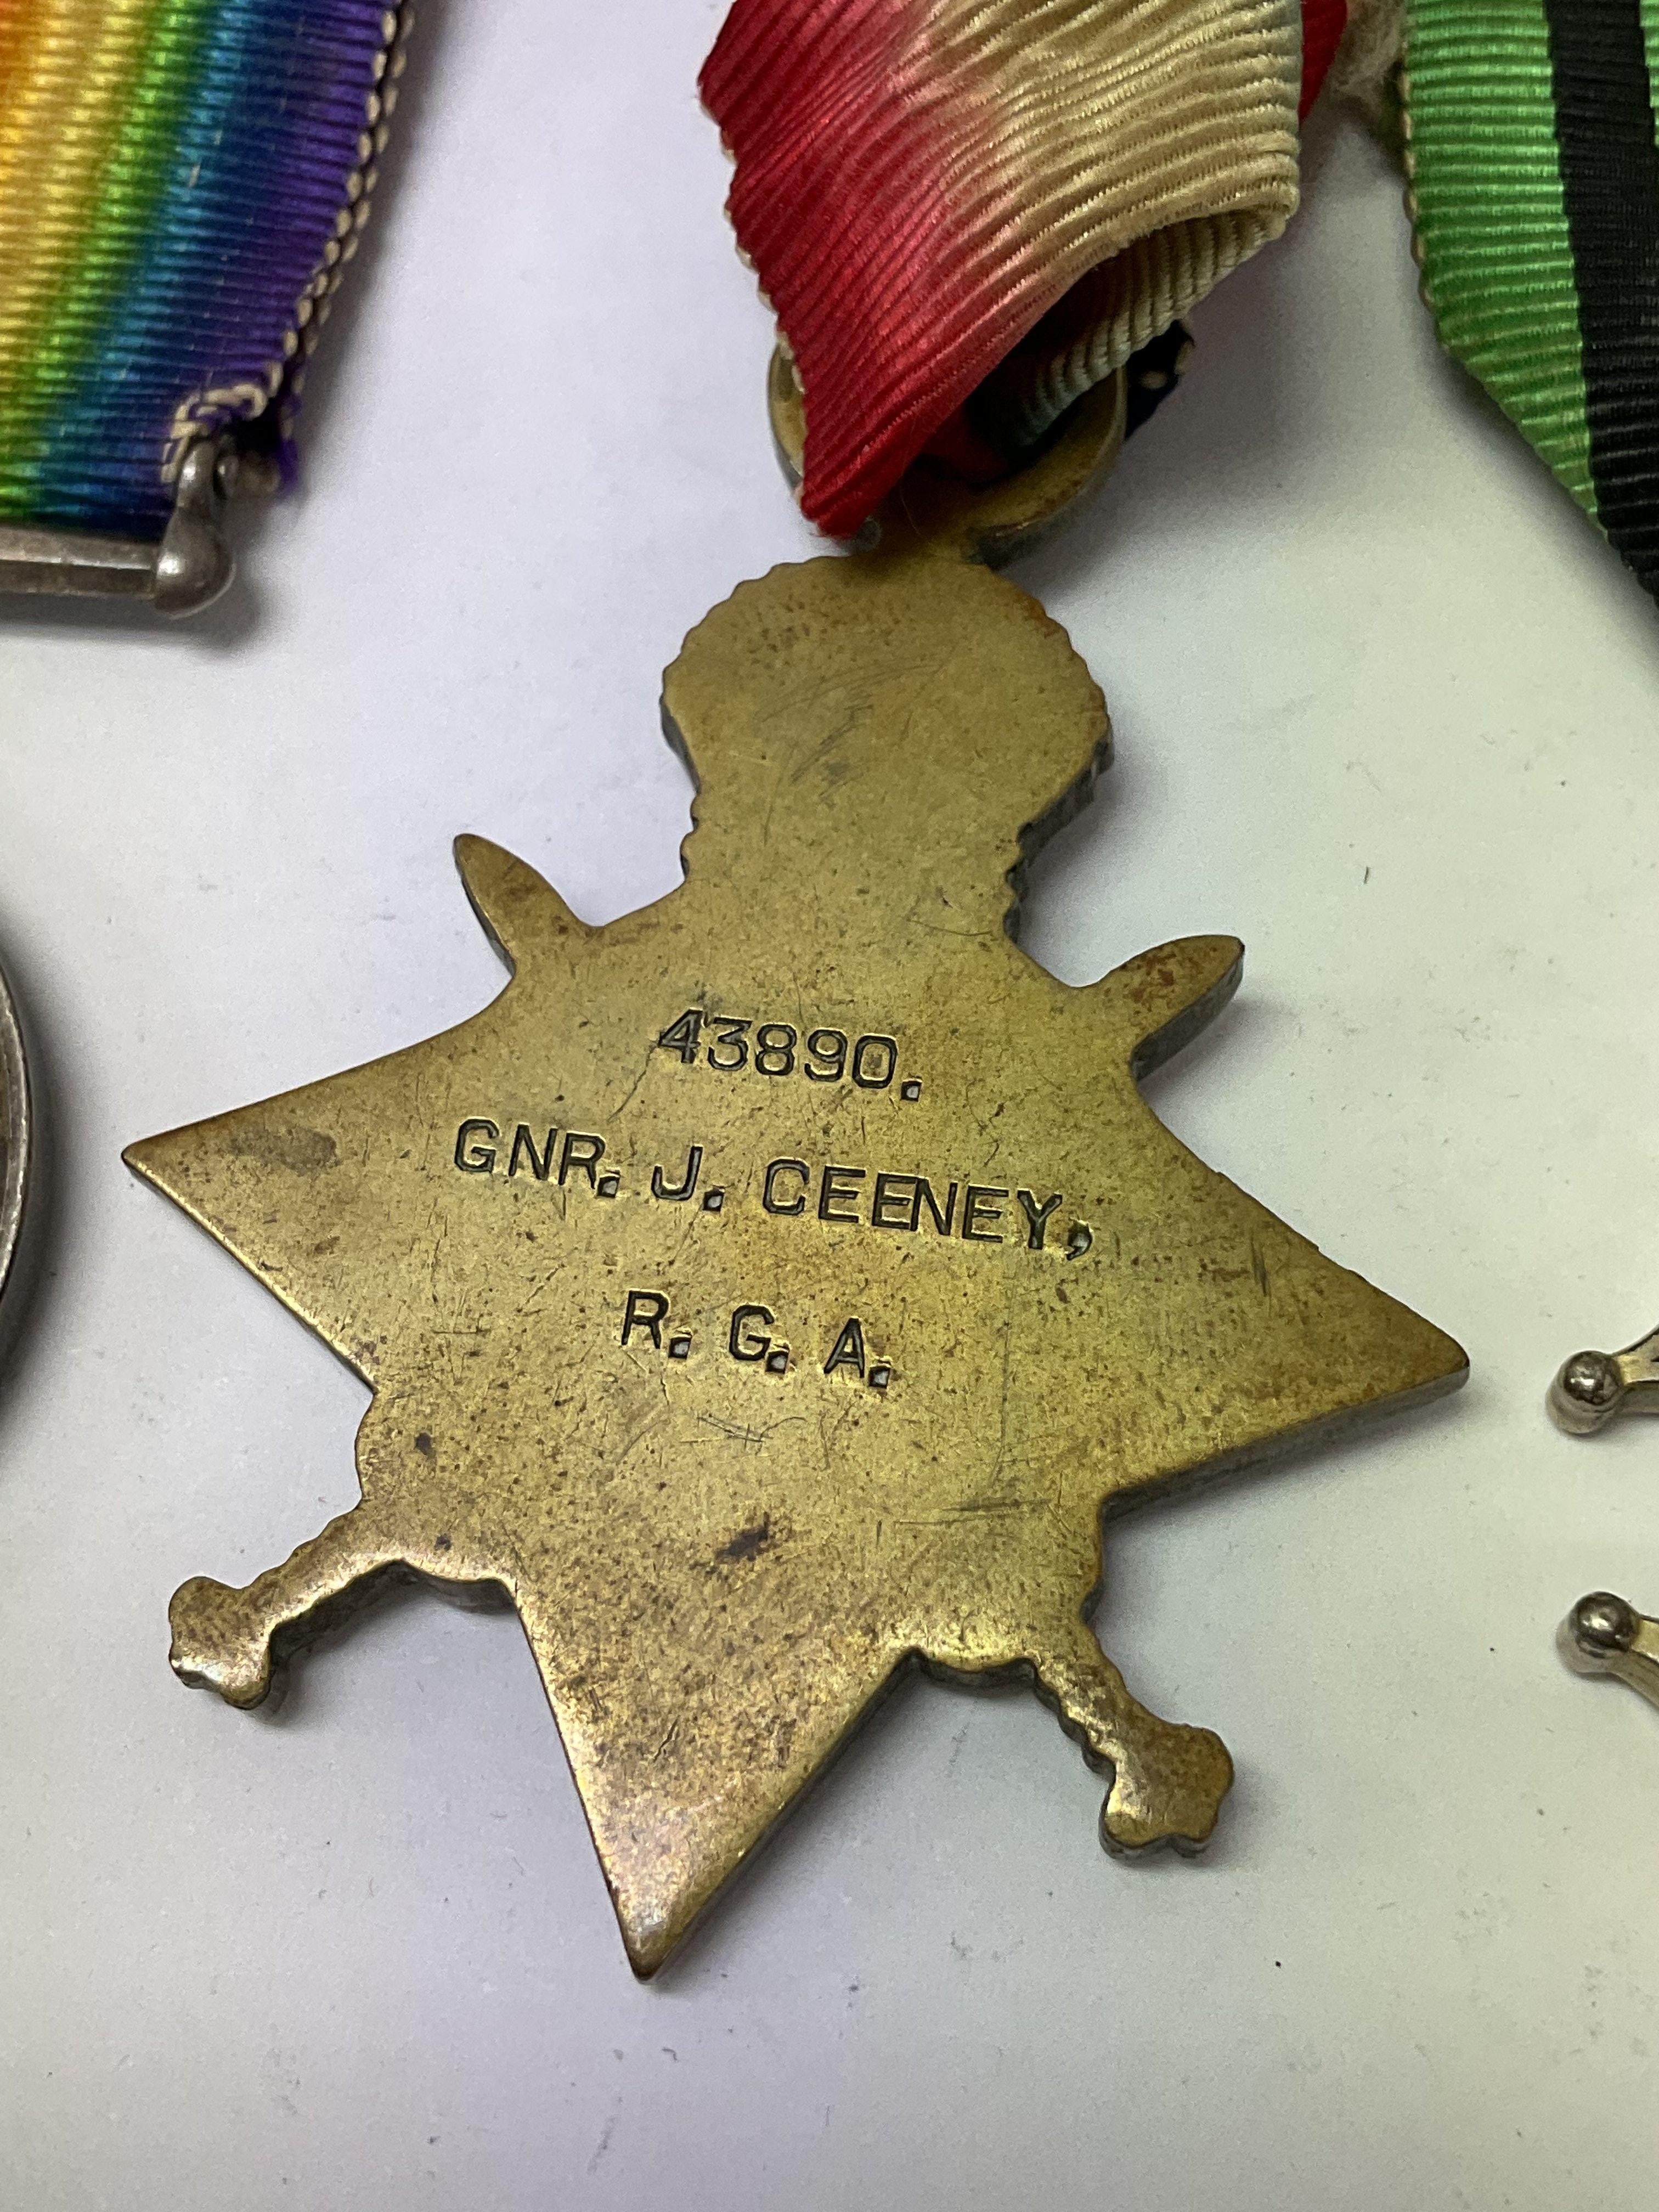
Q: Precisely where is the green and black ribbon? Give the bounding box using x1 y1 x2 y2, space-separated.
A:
1407 0 1659 596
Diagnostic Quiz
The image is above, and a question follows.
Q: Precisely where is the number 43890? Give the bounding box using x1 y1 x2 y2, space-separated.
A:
656 1008 901 1089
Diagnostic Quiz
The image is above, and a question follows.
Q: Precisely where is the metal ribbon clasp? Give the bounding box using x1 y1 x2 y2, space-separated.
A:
0 437 240 617
1560 1593 1659 1713
1548 1323 1659 1434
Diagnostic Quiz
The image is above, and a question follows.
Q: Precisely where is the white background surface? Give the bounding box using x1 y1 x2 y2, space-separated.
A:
5 7 1659 2205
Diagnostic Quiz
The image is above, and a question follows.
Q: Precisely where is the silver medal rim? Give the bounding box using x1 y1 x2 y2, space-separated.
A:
0 959 31 1311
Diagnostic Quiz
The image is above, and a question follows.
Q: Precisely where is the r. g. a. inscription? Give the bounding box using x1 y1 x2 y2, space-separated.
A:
619 1290 893 1390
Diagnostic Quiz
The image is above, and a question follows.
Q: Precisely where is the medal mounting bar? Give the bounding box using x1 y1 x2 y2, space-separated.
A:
1549 1321 1659 1434
1560 1593 1659 1712
0 438 244 618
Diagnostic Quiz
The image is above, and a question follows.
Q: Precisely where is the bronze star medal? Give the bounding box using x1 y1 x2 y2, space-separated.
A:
127 381 1466 1975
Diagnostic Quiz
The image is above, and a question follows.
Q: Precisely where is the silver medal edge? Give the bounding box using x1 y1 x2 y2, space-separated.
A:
0 958 32 1316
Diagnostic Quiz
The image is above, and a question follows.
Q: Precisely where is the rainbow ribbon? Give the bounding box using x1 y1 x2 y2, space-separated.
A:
0 0 405 540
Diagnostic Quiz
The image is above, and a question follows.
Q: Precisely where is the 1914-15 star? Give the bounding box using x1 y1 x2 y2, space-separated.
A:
128 519 1465 1977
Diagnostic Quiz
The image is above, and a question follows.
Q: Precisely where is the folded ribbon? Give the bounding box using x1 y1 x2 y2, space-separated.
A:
708 0 1659 610
703 0 1347 536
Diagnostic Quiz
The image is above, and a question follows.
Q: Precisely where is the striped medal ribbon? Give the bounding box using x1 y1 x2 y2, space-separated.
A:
7 3 1659 612
1404 0 1659 596
0 0 407 613
703 0 1659 608
702 0 1349 539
